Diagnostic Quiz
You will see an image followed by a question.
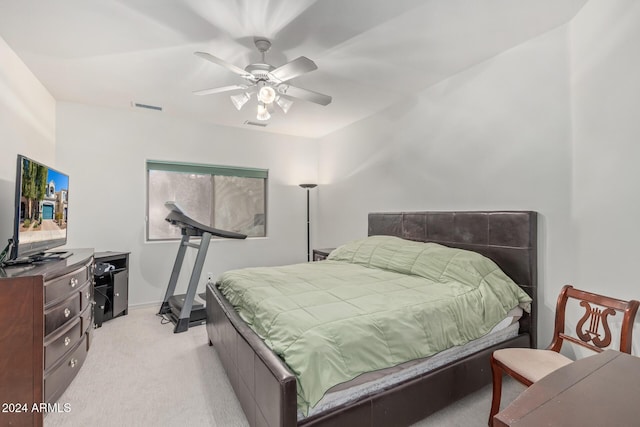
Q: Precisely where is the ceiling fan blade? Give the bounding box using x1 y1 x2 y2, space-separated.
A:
194 52 253 79
193 85 250 96
278 84 332 106
269 56 318 83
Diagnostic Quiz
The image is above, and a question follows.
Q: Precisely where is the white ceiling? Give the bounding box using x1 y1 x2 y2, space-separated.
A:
0 0 587 138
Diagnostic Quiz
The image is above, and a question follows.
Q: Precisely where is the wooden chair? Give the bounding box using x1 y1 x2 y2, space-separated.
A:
488 285 639 426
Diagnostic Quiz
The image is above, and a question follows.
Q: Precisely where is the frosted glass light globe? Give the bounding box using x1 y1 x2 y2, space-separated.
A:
258 85 276 104
257 103 271 121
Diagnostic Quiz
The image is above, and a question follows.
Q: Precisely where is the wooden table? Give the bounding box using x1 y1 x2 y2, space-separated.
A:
494 349 640 426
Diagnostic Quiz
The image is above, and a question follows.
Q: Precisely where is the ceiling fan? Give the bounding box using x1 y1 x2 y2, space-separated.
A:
194 37 332 121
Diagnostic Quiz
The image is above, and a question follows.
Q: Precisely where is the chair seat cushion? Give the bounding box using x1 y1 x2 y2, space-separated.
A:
493 348 573 383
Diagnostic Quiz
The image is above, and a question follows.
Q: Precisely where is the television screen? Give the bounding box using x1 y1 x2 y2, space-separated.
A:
10 155 69 260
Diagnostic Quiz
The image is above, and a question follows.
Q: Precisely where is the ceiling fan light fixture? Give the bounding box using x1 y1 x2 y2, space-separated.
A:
194 38 332 122
257 102 271 121
258 85 276 104
230 92 250 110
276 96 293 114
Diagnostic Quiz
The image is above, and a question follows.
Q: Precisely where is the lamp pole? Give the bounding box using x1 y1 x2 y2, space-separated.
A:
299 184 317 261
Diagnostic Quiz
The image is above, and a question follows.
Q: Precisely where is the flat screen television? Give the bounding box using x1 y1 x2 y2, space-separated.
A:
8 154 70 262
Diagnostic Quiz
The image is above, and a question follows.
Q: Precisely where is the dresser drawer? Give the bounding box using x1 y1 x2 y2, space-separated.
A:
44 334 88 404
45 264 90 305
80 282 92 311
44 318 82 371
81 305 93 332
45 293 81 336
80 305 94 350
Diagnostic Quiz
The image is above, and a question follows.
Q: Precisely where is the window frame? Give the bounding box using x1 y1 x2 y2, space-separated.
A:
145 160 268 241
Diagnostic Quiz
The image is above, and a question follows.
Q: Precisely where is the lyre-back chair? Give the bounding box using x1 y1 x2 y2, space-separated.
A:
488 285 639 425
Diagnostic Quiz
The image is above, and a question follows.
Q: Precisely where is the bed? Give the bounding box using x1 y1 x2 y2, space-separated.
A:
206 211 537 427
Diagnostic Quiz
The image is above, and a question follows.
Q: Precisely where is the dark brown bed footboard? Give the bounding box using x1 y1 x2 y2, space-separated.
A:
206 210 537 427
207 284 298 426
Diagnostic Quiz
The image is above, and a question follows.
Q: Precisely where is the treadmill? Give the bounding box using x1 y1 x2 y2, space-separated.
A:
158 202 246 333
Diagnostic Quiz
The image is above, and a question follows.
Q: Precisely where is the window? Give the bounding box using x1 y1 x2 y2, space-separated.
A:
146 160 267 240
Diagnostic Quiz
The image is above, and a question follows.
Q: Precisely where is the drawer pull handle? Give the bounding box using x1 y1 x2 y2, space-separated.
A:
115 293 120 297
64 336 71 346
64 308 71 318
70 277 78 288
69 358 78 368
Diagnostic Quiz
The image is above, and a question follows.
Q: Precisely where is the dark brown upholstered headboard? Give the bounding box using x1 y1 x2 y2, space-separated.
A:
368 211 537 347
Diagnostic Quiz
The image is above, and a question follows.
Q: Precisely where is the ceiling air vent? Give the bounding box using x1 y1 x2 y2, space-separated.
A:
131 102 162 111
244 120 268 127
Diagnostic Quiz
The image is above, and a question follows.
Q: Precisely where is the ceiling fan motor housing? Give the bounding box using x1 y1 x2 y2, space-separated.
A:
245 63 276 81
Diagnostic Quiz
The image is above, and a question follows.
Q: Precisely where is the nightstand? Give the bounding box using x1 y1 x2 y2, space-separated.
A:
312 248 335 261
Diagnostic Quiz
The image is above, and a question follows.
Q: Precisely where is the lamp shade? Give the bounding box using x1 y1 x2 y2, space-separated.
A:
230 92 250 110
258 85 276 104
276 96 293 114
257 102 271 121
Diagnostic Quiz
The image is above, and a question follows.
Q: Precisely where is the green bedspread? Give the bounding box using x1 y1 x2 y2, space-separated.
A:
217 236 531 415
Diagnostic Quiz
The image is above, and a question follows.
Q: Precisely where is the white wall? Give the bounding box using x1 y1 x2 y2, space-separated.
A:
5 1 640 351
317 1 640 352
56 102 317 306
0 36 56 246
317 26 575 347
570 0 640 353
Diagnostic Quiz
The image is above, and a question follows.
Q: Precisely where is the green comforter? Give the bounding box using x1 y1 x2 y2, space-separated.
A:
217 236 531 415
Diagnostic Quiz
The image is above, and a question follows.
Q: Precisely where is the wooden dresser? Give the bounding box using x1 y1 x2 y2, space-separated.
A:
0 249 94 426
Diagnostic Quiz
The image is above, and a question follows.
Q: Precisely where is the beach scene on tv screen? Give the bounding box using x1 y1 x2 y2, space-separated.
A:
18 161 69 245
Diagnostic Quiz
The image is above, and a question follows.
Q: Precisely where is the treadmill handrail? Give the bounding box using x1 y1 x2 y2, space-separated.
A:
165 210 247 239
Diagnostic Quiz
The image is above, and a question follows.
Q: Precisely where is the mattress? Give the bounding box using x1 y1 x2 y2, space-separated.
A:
302 321 520 420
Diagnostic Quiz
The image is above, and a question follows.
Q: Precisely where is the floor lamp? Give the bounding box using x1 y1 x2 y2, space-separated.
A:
299 184 317 261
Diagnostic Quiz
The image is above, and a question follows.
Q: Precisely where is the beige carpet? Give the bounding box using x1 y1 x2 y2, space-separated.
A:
45 306 524 427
